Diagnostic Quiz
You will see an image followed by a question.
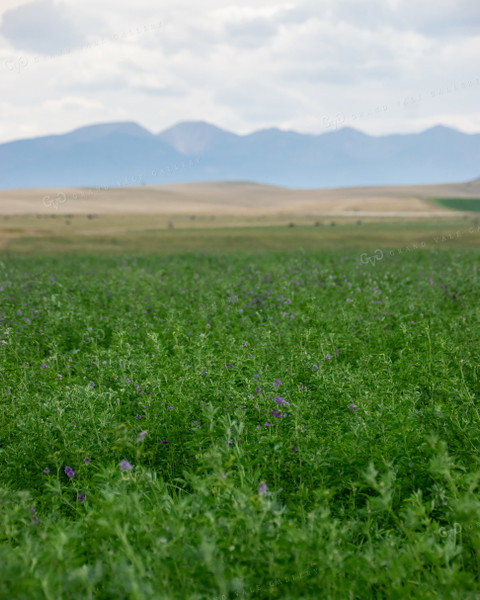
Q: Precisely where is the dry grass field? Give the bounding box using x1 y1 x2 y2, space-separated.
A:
0 180 480 217
1 179 480 217
0 179 479 254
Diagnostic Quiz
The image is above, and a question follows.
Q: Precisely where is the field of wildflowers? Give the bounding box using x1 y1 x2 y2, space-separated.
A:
1 248 480 599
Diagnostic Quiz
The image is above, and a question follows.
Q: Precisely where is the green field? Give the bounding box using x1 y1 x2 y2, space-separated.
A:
431 198 480 212
2 246 480 599
1 217 480 255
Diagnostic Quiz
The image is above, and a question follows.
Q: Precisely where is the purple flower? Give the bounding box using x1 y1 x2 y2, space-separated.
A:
258 482 268 496
43 467 50 474
30 508 36 514
228 438 233 446
31 515 39 524
274 379 282 388
167 405 173 410
119 460 132 471
78 493 85 501
348 403 358 412
325 354 331 360
137 431 147 441
334 348 339 356
41 364 47 369
17 309 22 316
313 365 318 371
89 381 95 388
292 446 297 452
271 409 282 419
160 439 168 444
134 414 142 419
125 377 131 384
64 466 75 478
264 422 273 427
84 457 90 463
275 396 290 406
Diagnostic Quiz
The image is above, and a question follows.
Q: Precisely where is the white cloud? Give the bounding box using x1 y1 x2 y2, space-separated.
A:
42 96 104 111
0 0 89 54
0 0 479 143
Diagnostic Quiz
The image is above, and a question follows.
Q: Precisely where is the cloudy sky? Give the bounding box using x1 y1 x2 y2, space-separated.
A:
0 0 479 143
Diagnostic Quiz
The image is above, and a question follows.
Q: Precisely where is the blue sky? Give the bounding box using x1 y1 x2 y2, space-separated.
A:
0 0 479 143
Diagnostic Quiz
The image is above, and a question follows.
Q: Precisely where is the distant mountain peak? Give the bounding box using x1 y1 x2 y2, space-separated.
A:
64 121 154 141
160 120 230 133
422 124 464 135
0 120 478 190
326 126 369 137
157 121 238 154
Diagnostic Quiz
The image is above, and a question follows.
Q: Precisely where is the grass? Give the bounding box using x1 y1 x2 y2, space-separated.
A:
1 246 480 598
431 198 480 212
1 217 480 255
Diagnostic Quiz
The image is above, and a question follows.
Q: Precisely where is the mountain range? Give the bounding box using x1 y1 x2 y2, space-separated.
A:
0 121 479 190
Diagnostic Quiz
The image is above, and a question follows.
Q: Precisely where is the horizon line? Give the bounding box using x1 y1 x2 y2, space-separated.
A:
1 120 477 146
